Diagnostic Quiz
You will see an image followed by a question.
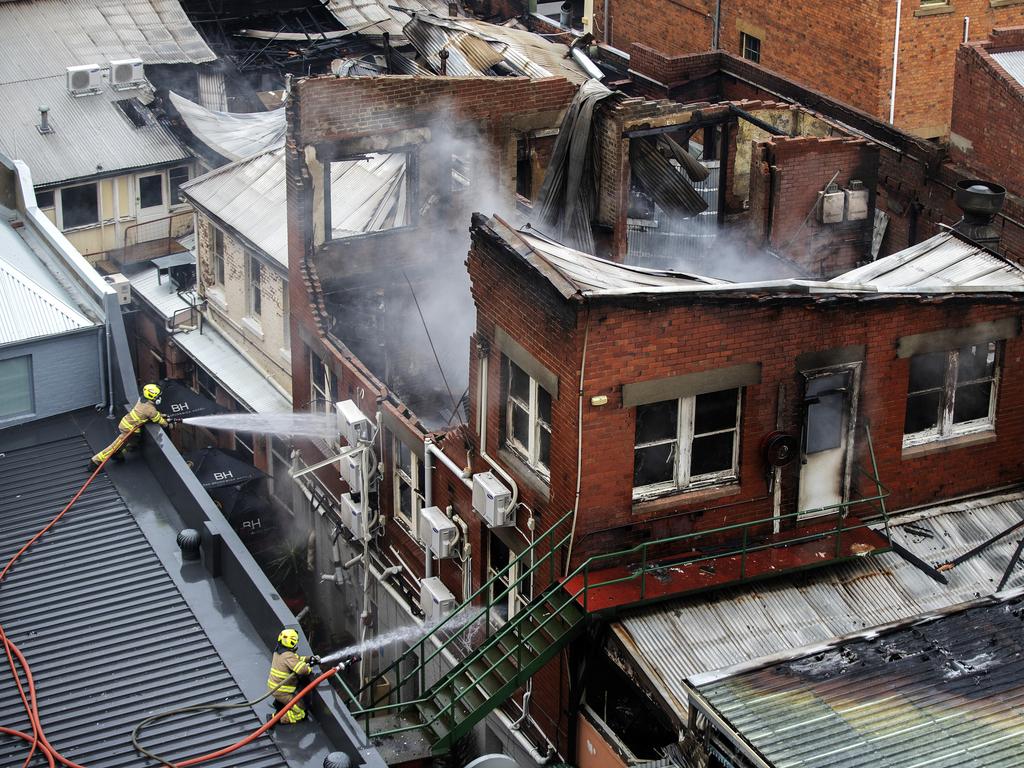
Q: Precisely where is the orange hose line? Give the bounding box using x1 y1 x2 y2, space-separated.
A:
0 727 55 768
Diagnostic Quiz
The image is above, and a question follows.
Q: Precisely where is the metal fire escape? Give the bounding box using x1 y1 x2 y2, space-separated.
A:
334 426 891 755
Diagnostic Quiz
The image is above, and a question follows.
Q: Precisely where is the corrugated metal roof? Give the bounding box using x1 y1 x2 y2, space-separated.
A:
181 148 407 266
126 264 194 321
992 50 1024 88
834 232 1024 290
169 91 285 162
0 255 94 346
324 0 447 45
173 324 291 412
613 493 1024 721
0 0 213 81
692 592 1024 768
458 20 590 84
0 78 190 186
0 435 284 768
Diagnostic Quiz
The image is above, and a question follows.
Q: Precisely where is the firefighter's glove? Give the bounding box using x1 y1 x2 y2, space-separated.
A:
309 655 321 666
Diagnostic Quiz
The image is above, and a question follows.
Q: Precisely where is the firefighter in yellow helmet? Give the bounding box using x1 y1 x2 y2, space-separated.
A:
88 383 170 472
267 628 320 724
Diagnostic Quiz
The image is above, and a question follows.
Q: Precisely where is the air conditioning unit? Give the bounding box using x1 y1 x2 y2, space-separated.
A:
418 506 458 559
472 472 513 528
420 577 456 623
104 273 131 305
336 400 372 447
341 492 365 539
817 183 845 224
109 58 145 90
66 64 103 96
340 453 362 497
844 180 869 222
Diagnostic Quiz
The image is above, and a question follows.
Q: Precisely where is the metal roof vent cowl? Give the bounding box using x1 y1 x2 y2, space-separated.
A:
953 179 1005 247
323 753 352 768
176 528 201 561
36 106 53 135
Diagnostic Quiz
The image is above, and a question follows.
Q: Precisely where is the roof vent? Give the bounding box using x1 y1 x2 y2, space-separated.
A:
37 106 53 135
66 64 103 96
109 58 145 90
953 179 1005 247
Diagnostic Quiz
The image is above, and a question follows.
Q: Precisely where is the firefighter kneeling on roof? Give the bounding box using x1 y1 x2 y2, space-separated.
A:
88 384 170 472
268 628 321 723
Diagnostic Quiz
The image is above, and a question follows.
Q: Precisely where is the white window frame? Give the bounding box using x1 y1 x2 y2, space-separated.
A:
309 349 334 414
633 389 742 500
392 435 422 537
59 182 100 230
168 165 190 207
505 358 551 479
903 342 1000 448
246 253 262 320
210 224 226 286
740 32 761 63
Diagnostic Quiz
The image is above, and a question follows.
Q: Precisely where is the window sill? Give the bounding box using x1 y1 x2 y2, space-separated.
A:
205 288 227 312
242 316 264 339
279 347 292 365
990 0 1024 7
914 4 954 16
497 446 550 501
632 481 741 516
901 430 997 459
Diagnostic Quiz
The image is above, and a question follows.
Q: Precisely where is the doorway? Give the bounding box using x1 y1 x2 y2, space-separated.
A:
798 364 860 518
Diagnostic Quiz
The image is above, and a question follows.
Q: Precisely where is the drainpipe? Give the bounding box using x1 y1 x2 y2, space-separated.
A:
713 0 722 49
424 438 434 579
563 311 590 575
889 0 902 124
963 16 970 43
603 0 610 43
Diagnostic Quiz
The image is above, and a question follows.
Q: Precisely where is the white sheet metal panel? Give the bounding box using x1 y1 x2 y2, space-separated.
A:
127 265 192 321
0 78 190 186
992 50 1024 88
324 0 448 45
0 258 93 346
0 0 213 81
169 91 285 162
172 324 290 413
613 493 1024 721
459 19 589 84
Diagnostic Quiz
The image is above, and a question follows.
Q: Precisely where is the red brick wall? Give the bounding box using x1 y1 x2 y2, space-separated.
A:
594 0 714 59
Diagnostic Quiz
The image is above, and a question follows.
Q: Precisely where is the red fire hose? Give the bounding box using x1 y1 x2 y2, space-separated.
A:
0 426 326 768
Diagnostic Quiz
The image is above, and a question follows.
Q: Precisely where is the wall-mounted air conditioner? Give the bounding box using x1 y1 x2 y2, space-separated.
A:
340 453 362 496
341 492 365 539
418 506 458 559
420 577 456 623
104 273 131 305
472 472 512 528
844 180 869 221
109 58 145 90
817 182 845 224
66 64 103 96
336 400 371 447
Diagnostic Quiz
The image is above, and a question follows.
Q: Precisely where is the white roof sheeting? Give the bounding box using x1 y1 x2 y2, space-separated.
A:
992 50 1024 88
613 492 1024 722
0 79 190 186
324 0 448 45
0 257 93 346
168 91 285 162
181 148 407 267
172 324 290 413
834 231 1024 290
0 0 213 81
127 265 193 321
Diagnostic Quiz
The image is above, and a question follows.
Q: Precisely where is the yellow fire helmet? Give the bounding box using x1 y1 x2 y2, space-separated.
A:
277 628 300 650
142 383 162 401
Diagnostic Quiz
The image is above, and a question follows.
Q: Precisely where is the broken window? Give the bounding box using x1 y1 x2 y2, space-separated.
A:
309 349 335 415
515 134 532 201
904 342 999 445
326 153 411 240
246 254 262 319
504 358 552 479
35 190 54 209
393 436 424 535
60 183 98 229
741 32 761 64
169 166 189 205
633 389 740 498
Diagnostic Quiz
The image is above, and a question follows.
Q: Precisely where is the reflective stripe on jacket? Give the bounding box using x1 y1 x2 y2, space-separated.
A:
267 650 311 697
118 398 167 432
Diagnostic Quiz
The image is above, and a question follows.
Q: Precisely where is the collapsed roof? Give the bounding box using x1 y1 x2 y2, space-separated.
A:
168 91 286 162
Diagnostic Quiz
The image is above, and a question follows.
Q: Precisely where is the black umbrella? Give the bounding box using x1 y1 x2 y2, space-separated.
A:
209 485 276 542
157 379 225 419
183 447 267 489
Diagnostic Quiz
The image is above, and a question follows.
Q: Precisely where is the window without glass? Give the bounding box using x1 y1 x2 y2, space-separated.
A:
211 225 225 285
0 356 33 419
281 290 291 351
35 190 55 209
740 32 761 63
505 358 552 478
139 174 163 209
246 255 262 318
169 166 189 205
309 350 334 414
633 388 741 497
328 153 411 240
61 183 99 229
394 437 424 534
904 342 999 444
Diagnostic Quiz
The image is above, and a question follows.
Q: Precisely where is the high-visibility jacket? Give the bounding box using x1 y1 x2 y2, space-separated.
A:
118 398 168 432
267 650 312 701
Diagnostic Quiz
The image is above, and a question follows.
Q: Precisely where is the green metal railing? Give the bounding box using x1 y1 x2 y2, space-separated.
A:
343 424 891 744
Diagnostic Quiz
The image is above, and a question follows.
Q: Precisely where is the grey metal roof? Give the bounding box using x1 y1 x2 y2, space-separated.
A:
0 249 94 346
834 231 1024 290
173 323 291 412
458 20 590 84
0 78 191 186
0 0 213 81
126 263 194 321
0 435 284 768
691 591 1024 768
991 50 1024 88
612 492 1024 722
324 0 447 45
169 91 286 162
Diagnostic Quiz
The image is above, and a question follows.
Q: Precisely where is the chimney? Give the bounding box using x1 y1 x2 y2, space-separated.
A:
439 48 449 76
37 105 53 135
953 179 1005 248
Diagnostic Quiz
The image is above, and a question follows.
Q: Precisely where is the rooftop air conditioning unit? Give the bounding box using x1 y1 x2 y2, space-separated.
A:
336 400 371 447
340 492 365 539
340 453 363 497
418 506 458 559
66 64 103 96
104 273 131 305
109 58 145 90
420 577 456 623
472 472 513 528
